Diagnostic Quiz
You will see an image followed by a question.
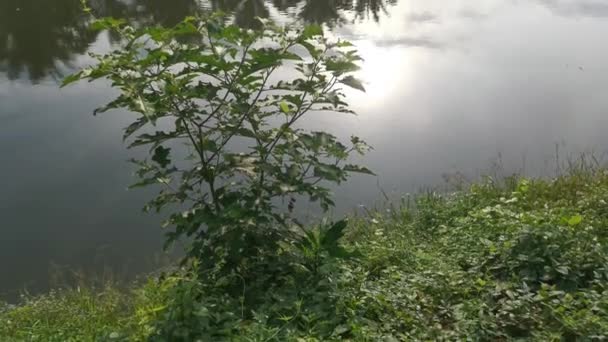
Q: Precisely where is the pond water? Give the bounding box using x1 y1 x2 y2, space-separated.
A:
2 0 608 299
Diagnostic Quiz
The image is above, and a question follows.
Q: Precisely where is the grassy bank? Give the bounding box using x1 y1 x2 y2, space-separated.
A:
2 170 608 341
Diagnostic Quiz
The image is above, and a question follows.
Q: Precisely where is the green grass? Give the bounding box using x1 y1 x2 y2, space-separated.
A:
0 278 172 341
2 170 608 341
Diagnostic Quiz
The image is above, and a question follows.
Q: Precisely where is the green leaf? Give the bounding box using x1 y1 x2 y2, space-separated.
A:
280 101 290 114
323 220 347 247
245 49 287 76
282 52 303 61
199 138 219 153
340 76 366 92
152 146 171 168
90 17 127 31
129 131 180 148
299 41 322 59
94 95 128 116
302 24 323 39
314 163 344 182
129 176 162 189
556 266 570 275
567 214 583 227
343 164 375 176
172 21 199 36
326 59 360 75
517 179 530 193
133 95 154 121
123 118 148 141
61 71 83 88
336 40 354 47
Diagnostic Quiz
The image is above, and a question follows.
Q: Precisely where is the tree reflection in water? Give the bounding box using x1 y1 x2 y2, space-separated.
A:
0 0 397 82
0 0 96 82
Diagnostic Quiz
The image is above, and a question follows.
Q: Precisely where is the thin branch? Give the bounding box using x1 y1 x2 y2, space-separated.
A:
196 43 253 130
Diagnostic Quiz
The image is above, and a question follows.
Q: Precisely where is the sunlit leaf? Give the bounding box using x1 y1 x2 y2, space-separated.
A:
567 214 583 227
90 17 127 31
280 101 290 114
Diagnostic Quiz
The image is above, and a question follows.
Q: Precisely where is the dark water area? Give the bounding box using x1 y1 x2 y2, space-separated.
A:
2 0 608 300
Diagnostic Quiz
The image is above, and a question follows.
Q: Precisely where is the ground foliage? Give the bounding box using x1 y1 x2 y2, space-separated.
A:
3 170 608 341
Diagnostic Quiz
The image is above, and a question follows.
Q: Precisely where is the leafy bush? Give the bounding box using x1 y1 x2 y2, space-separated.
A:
64 15 371 276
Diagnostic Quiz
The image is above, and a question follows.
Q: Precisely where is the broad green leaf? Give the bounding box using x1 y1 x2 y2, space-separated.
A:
152 146 171 168
340 75 366 92
246 49 287 75
302 24 323 39
282 52 303 61
326 59 360 75
314 163 344 182
323 220 347 247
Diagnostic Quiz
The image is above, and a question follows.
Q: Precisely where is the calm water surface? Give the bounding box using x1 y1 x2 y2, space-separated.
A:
2 0 608 299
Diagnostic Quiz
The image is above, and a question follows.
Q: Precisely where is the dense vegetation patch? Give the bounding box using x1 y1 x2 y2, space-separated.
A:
3 170 608 341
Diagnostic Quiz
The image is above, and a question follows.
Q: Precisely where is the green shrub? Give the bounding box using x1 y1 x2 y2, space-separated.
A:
63 15 372 276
